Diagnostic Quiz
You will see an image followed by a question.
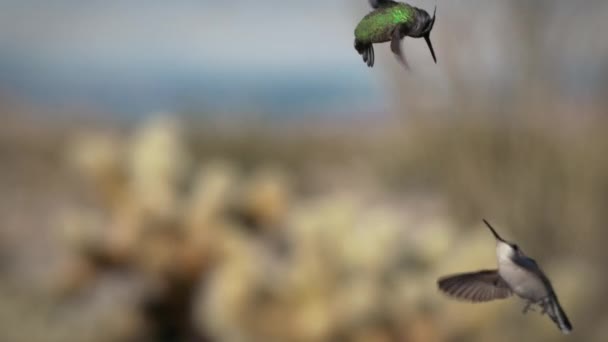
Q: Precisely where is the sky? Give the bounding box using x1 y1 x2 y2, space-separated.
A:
1 1 607 118
0 0 388 117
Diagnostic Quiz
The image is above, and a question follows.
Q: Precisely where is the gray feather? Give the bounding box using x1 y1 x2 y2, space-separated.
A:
438 270 514 302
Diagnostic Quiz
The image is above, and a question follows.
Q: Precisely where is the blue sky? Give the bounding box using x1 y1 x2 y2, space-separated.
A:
0 0 391 116
1 1 606 117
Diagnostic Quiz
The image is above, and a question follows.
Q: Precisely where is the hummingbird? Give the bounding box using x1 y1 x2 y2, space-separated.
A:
354 0 437 68
437 219 573 334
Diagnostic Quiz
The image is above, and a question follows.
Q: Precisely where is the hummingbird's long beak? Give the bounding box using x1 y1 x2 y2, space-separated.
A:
483 219 506 242
424 35 437 64
425 6 437 63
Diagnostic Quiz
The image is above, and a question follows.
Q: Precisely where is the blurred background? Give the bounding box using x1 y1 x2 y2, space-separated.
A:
1 0 607 341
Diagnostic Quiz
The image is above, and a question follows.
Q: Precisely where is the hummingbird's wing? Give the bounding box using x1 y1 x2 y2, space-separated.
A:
368 0 399 9
390 27 409 69
437 270 514 302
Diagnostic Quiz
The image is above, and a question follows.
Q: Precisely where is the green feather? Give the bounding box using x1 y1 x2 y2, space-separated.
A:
355 4 414 44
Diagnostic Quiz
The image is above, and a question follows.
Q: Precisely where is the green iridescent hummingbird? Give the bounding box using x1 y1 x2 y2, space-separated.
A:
354 0 437 68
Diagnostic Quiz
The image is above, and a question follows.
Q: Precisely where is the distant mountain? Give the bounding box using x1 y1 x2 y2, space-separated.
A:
0 51 382 117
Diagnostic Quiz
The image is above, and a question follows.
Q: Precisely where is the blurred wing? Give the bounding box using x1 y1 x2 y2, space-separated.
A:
369 0 398 9
391 27 409 69
438 270 513 302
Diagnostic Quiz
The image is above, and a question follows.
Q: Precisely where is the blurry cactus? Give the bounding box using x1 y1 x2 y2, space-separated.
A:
233 165 291 232
186 161 238 229
42 111 605 342
194 188 458 342
66 132 127 207
59 209 107 256
127 115 191 221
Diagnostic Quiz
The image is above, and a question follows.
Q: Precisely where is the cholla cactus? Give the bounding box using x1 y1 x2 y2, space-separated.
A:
56 116 522 342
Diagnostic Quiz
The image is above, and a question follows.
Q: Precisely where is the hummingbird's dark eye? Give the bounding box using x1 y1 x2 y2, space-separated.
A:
512 244 519 251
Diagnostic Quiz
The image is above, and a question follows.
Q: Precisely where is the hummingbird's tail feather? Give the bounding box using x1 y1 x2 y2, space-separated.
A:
354 40 375 67
545 296 572 334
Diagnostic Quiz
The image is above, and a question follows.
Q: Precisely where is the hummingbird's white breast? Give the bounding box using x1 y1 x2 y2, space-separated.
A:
496 241 514 262
495 242 548 301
